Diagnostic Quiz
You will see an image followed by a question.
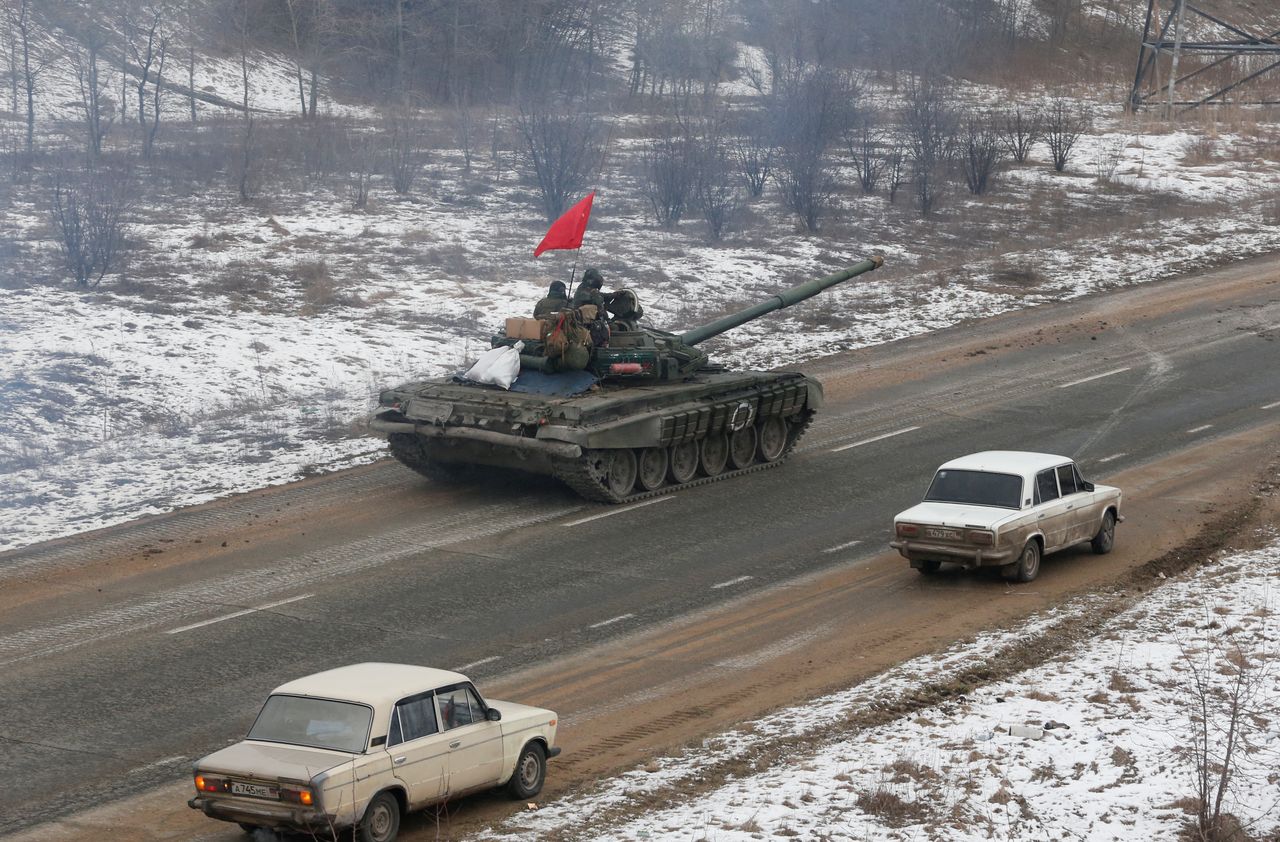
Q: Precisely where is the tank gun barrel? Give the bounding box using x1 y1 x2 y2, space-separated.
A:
677 256 884 346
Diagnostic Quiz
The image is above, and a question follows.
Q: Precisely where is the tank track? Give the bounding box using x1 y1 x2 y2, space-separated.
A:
552 410 815 504
387 433 470 483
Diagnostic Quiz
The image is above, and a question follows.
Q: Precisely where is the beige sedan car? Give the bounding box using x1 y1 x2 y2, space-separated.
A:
890 451 1123 582
189 663 560 842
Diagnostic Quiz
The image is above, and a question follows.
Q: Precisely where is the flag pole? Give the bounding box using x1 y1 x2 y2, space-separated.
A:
568 248 580 293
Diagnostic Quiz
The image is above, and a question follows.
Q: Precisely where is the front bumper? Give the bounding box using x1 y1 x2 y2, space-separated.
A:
890 540 1015 569
369 416 583 459
189 795 338 833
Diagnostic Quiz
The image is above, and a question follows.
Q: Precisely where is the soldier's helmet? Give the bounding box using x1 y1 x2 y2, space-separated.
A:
549 280 567 294
582 267 604 288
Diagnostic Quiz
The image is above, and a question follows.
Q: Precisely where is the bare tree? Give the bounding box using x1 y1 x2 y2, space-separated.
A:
1044 98 1089 173
124 3 165 127
692 131 740 240
49 166 133 287
185 0 197 122
68 29 114 158
731 115 774 199
515 105 602 223
13 0 39 156
903 82 956 216
772 68 857 231
959 111 1004 195
235 0 255 201
640 120 695 227
143 37 168 159
384 110 425 195
846 111 883 194
453 100 475 174
347 127 372 209
1000 105 1042 164
1175 614 1276 842
884 137 907 204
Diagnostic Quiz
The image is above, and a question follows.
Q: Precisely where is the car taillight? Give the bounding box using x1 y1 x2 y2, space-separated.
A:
896 523 920 538
195 774 226 793
281 787 315 806
967 530 994 545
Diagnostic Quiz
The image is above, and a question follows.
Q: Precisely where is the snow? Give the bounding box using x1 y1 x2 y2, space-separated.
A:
482 539 1280 842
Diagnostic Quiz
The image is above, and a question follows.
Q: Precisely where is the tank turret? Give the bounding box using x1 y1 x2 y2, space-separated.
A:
506 256 883 382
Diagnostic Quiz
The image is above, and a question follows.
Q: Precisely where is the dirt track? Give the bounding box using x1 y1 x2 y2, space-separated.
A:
11 254 1280 841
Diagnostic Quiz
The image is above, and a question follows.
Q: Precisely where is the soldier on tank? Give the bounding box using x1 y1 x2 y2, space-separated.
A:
572 267 610 311
533 280 569 318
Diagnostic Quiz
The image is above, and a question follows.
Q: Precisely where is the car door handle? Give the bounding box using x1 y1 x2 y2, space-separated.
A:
449 740 461 749
393 755 406 765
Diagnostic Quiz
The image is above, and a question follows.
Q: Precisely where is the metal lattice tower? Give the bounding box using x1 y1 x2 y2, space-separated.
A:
1129 0 1280 115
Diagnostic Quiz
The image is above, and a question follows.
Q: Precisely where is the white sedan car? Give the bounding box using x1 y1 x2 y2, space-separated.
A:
890 451 1122 582
189 663 560 842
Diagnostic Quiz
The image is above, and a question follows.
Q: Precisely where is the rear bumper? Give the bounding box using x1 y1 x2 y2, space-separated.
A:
890 540 1015 569
188 795 338 833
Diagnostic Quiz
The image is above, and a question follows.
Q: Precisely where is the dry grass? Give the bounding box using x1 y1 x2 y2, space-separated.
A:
855 786 930 827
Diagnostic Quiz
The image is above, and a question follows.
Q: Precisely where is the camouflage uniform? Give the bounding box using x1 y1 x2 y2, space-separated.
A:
533 281 569 319
572 267 608 310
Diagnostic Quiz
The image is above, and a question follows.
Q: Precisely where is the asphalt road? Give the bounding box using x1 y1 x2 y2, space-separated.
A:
1 255 1278 835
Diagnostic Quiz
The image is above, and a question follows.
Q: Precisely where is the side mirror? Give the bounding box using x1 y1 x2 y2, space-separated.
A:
486 707 502 722
1082 481 1095 492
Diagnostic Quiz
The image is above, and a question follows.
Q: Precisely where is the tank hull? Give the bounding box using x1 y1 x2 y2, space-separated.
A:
372 370 822 502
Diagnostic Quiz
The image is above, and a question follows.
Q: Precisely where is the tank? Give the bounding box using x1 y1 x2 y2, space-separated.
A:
371 256 884 502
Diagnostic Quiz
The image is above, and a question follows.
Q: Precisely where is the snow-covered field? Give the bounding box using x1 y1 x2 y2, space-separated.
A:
484 538 1280 841
5 18 1280 553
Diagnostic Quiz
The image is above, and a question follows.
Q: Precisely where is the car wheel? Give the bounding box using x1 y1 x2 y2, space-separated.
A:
916 560 942 575
508 741 547 799
1091 511 1116 555
357 791 401 842
1009 541 1041 583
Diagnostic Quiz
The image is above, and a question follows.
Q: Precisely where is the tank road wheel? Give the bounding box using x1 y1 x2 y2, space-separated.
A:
604 448 637 498
668 441 699 485
757 416 788 462
636 448 668 492
728 426 757 470
699 433 730 477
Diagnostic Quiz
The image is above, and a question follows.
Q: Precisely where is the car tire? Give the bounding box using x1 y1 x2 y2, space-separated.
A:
916 560 941 575
357 791 401 842
1009 541 1041 583
1090 511 1116 555
508 741 547 799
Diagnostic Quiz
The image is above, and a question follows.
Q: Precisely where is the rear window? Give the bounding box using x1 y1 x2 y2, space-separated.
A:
248 695 373 754
925 469 1023 509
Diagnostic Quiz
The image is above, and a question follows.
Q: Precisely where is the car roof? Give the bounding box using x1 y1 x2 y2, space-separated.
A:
937 450 1071 477
271 663 469 708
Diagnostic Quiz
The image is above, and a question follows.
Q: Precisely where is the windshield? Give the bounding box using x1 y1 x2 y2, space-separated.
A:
247 695 373 754
925 469 1023 509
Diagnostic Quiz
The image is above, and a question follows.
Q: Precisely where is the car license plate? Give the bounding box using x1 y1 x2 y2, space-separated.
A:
231 781 278 799
926 527 961 541
407 398 452 423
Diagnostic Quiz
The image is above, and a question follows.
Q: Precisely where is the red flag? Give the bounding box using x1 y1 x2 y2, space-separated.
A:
533 191 595 257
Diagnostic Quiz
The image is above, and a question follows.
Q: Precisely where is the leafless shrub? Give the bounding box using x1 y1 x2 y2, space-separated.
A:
731 113 775 198
772 69 857 231
348 128 373 210
1182 135 1217 166
49 165 133 287
1175 614 1277 842
904 82 957 216
846 111 883 194
1000 105 1043 164
454 103 475 174
1044 98 1090 173
884 137 907 204
384 110 426 196
1093 136 1128 183
960 111 1005 195
515 105 603 223
641 120 695 227
296 259 363 313
691 128 741 240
